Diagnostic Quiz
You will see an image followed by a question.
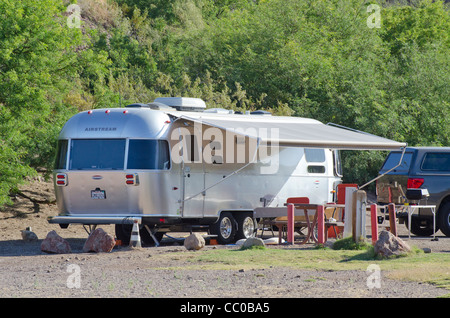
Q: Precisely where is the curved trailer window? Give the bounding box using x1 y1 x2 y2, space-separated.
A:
62 139 170 171
55 139 68 169
69 139 126 170
127 139 170 170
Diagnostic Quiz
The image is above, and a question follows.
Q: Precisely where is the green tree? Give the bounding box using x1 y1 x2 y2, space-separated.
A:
175 0 449 184
0 0 82 204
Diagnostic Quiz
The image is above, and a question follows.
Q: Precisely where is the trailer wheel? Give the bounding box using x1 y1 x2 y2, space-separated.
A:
235 214 257 240
115 224 163 246
211 212 237 244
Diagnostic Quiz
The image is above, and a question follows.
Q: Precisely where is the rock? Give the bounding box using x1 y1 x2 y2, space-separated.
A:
423 247 432 253
374 230 411 258
263 237 284 245
238 237 282 246
83 228 116 253
41 231 72 254
242 237 265 249
21 227 38 242
235 239 246 246
184 233 205 251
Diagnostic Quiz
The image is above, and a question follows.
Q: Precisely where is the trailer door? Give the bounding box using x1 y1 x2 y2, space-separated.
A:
181 134 205 218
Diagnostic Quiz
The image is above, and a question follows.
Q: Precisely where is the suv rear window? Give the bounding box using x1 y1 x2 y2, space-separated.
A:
380 151 413 174
421 153 450 171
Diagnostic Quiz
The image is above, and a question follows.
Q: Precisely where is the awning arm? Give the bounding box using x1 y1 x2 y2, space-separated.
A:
359 145 407 189
327 123 408 189
327 122 386 138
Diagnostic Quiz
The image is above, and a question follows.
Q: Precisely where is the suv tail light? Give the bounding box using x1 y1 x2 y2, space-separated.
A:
407 178 424 189
56 173 68 186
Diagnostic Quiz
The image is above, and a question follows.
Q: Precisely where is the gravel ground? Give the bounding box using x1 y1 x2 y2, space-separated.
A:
0 176 449 300
1 240 449 299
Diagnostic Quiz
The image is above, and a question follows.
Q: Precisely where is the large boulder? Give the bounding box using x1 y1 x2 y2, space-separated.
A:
374 230 411 258
184 233 205 251
242 237 265 249
83 228 116 253
41 231 71 254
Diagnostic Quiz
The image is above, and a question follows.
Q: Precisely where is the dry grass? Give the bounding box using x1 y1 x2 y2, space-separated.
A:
151 245 450 293
78 0 124 29
387 266 450 290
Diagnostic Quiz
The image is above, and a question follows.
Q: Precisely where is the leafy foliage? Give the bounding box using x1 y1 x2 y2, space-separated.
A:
0 0 449 205
0 0 82 204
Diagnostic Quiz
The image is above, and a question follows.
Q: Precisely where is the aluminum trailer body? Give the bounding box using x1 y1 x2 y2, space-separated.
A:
49 97 406 244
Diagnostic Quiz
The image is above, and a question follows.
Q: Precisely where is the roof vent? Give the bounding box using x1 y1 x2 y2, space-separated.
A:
125 102 175 110
203 108 233 114
250 110 272 116
125 103 149 108
154 97 206 112
147 102 175 110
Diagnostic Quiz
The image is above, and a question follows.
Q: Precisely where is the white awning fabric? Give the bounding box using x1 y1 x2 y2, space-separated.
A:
168 112 407 151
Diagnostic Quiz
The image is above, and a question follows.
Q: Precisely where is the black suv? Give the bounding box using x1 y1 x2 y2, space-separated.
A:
376 147 450 237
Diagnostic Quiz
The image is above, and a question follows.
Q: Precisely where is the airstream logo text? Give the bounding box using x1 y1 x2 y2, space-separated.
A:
84 127 117 132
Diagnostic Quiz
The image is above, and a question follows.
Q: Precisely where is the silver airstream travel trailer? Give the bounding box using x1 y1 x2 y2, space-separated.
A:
49 97 406 244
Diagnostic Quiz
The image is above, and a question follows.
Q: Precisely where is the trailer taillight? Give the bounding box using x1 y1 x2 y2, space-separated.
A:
56 173 68 186
126 173 139 185
407 178 424 189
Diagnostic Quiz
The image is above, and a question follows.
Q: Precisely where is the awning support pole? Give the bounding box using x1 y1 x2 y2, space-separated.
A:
359 146 407 189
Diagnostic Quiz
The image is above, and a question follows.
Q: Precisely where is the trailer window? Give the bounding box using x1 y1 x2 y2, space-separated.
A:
187 135 200 163
307 166 325 173
305 148 325 162
127 140 170 170
69 139 126 170
333 150 343 177
55 139 68 169
305 148 325 174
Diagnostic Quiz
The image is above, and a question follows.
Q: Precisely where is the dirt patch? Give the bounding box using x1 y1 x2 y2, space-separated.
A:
0 176 449 298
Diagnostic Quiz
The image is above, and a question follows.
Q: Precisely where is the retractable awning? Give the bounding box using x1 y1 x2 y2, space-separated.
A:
168 112 407 151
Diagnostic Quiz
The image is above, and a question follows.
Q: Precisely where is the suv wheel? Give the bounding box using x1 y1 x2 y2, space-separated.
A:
438 202 450 237
404 215 437 237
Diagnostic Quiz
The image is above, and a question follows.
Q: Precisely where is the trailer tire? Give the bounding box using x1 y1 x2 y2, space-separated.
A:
210 212 237 245
235 214 257 240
